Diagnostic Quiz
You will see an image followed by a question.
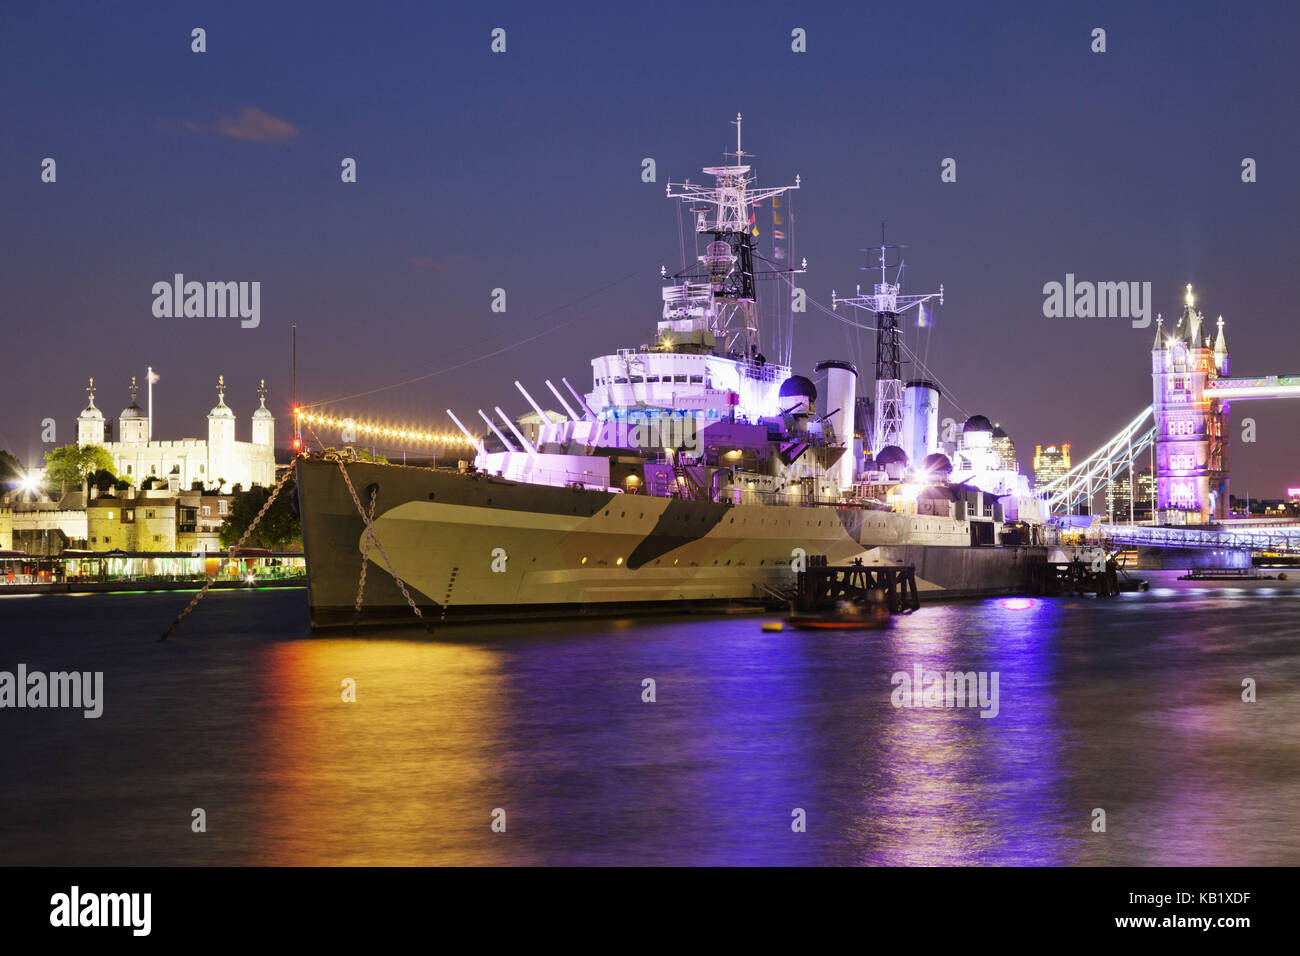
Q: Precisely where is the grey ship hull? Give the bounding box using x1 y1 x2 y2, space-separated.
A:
296 457 1045 630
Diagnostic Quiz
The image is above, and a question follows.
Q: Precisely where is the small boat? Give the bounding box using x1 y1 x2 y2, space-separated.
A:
788 596 892 630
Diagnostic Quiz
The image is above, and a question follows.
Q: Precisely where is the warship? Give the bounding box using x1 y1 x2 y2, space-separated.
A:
294 118 1054 629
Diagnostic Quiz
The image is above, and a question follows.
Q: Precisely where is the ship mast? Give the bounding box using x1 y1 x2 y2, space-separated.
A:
833 226 943 455
665 114 801 358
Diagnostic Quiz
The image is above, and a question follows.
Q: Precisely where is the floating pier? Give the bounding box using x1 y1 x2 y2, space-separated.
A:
789 556 920 628
1033 548 1147 596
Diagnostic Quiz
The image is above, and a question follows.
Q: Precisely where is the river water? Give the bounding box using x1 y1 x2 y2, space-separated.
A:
2 572 1298 866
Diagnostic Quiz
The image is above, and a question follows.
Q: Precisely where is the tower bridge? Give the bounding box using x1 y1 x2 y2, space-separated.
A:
1039 285 1299 545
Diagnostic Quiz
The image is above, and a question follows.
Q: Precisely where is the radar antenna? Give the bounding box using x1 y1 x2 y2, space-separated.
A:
832 224 943 454
664 114 802 357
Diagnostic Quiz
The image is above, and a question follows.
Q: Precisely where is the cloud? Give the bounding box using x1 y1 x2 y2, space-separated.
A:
165 107 300 142
214 106 300 141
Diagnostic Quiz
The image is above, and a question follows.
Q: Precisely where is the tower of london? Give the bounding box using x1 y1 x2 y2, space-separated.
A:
76 375 276 492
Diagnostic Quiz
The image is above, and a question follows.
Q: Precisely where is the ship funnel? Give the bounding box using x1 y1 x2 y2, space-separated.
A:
815 360 857 493
902 380 941 471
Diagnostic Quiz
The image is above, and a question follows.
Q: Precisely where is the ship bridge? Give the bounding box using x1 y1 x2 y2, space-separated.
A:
587 348 789 424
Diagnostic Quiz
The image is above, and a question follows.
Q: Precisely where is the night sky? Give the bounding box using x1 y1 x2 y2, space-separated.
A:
3 0 1298 495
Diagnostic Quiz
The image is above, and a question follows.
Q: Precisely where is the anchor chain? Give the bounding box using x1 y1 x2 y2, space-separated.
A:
353 486 377 628
333 458 425 624
159 463 297 641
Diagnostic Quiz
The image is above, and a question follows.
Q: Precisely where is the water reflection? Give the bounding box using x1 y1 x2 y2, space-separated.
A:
856 601 1071 865
2 574 1299 865
254 637 519 865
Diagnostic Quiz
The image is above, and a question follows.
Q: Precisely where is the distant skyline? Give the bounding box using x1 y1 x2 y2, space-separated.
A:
3 0 1298 495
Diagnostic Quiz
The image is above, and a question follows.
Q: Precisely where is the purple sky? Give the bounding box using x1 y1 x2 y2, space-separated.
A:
2 0 1298 496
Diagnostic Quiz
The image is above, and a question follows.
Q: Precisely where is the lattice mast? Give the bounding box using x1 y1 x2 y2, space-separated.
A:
833 228 943 455
665 114 801 357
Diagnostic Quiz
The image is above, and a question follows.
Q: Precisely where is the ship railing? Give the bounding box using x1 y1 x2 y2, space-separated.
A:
517 468 614 490
738 362 791 383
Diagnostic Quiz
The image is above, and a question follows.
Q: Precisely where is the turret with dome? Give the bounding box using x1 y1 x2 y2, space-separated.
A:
119 377 149 443
76 378 106 445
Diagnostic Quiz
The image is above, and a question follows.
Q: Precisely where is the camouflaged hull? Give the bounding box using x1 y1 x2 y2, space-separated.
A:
296 457 1045 629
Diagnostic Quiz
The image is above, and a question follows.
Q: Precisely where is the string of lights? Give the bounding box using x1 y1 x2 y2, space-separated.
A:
294 409 478 447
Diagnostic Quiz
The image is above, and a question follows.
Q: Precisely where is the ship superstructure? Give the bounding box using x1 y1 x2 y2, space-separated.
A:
452 115 850 506
294 118 1057 628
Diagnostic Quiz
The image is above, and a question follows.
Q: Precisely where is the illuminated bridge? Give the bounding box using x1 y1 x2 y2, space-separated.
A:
1037 286 1299 540
1085 522 1300 557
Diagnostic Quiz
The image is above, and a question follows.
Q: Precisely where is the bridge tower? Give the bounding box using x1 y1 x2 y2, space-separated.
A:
1151 285 1230 524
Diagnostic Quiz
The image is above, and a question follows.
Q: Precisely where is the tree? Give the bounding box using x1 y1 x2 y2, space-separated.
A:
88 468 117 493
0 450 23 486
43 445 115 498
218 479 301 551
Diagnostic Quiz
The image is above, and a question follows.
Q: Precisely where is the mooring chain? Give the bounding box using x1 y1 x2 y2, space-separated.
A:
333 459 425 622
159 464 297 641
353 486 377 627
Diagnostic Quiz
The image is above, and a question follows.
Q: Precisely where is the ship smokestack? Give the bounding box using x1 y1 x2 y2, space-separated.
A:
815 360 858 493
902 380 941 472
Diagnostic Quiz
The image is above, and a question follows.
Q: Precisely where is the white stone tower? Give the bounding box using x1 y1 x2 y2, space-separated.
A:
118 376 149 444
207 374 236 490
251 379 275 447
77 378 106 446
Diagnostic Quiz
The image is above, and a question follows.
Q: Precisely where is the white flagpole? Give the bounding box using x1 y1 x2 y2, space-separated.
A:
147 366 153 441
